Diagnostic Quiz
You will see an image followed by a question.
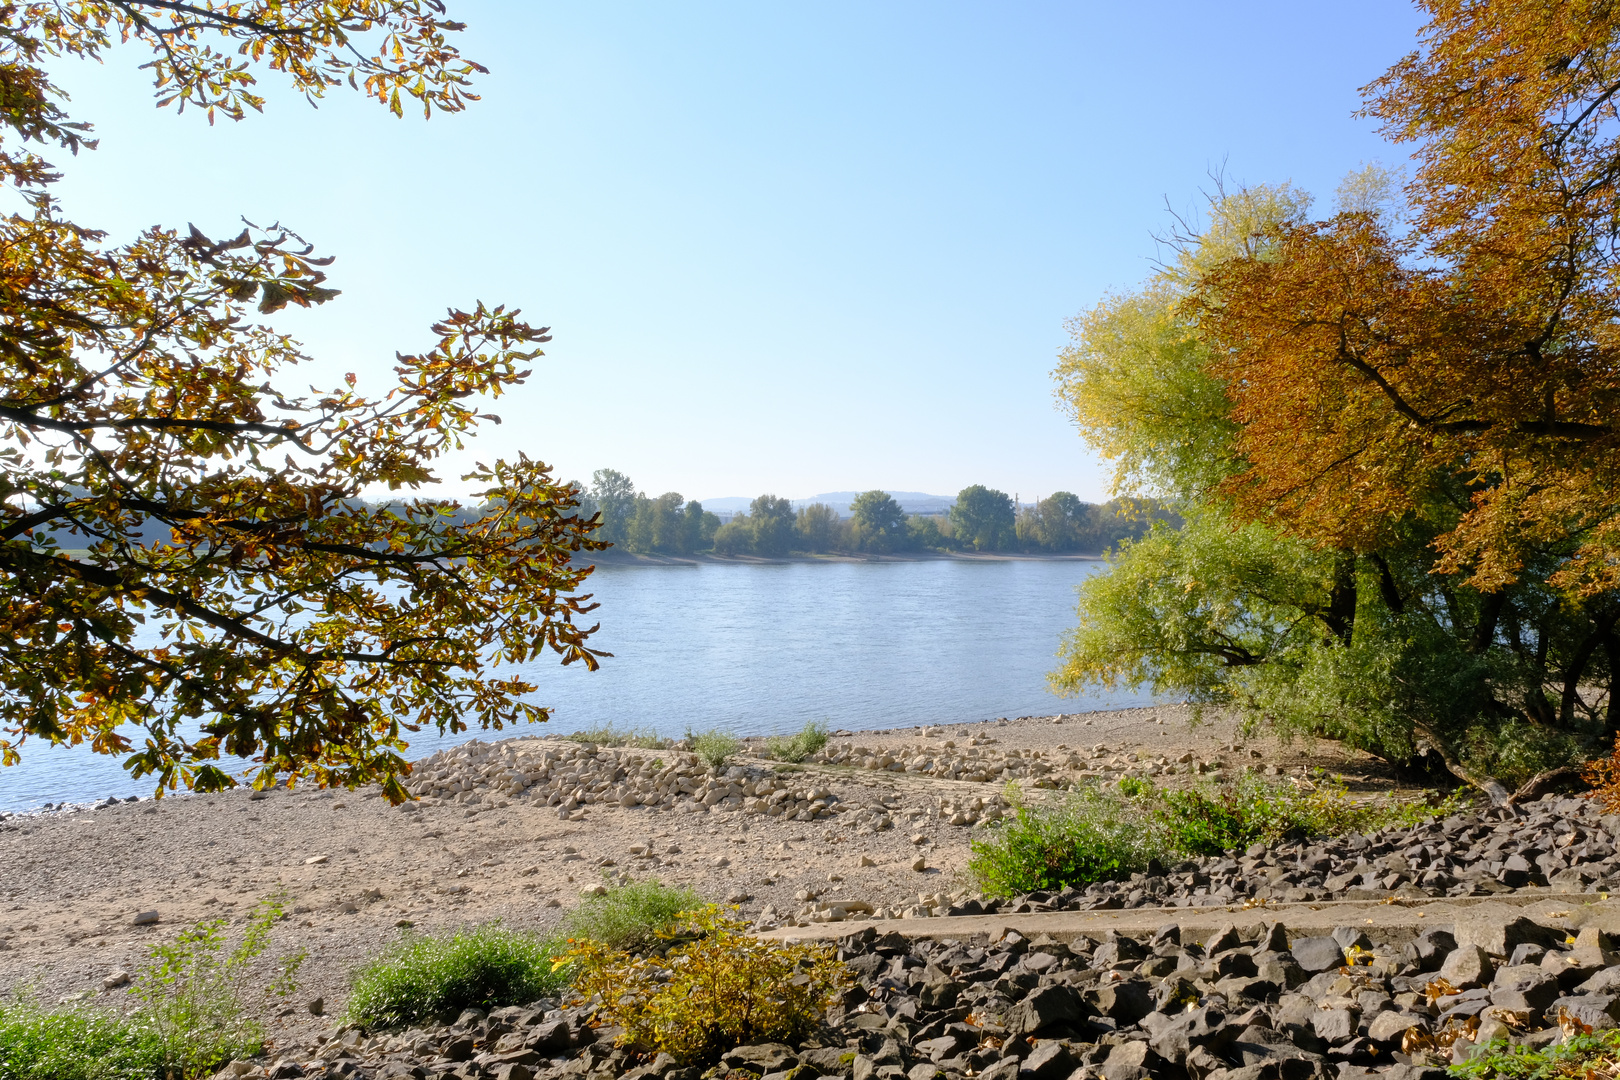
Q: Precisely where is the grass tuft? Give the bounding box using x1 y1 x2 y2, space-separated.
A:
766 720 830 764
563 725 669 750
560 878 701 952
687 729 741 770
344 925 565 1030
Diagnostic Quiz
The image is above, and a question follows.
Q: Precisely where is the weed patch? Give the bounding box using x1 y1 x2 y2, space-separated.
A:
968 772 1467 897
687 729 741 770
566 906 847 1065
563 725 669 750
560 878 700 951
1449 1028 1620 1077
0 997 165 1080
766 720 829 764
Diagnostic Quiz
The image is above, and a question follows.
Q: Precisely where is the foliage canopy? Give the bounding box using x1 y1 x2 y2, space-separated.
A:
1052 2 1620 801
0 3 606 799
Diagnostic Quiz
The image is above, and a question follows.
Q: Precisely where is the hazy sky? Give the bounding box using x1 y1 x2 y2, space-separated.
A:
49 1 1425 504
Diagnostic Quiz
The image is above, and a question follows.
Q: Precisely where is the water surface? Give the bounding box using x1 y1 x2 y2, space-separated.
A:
1 557 1151 811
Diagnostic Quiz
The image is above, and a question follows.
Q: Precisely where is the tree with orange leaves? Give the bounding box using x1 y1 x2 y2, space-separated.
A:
1052 1 1620 803
0 4 607 803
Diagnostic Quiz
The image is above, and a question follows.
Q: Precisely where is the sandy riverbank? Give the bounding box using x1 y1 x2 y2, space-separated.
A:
0 704 1414 1051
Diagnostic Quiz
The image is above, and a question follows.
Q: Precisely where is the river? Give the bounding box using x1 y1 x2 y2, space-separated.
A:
0 556 1154 811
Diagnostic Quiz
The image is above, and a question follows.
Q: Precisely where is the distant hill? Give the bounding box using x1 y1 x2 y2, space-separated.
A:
699 491 956 517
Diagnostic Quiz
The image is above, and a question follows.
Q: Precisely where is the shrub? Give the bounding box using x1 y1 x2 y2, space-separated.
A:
131 894 301 1079
968 773 1468 897
345 925 566 1030
766 720 829 764
560 878 701 952
968 785 1168 897
688 729 741 770
0 996 166 1080
566 906 848 1064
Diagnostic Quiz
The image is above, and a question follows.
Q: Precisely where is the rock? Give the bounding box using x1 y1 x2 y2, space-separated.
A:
1100 1040 1170 1080
303 855 328 865
306 995 325 1016
723 1044 799 1072
131 911 159 926
1438 945 1495 990
580 884 608 898
859 855 877 867
1489 965 1560 1014
1205 924 1242 955
1549 993 1620 1030
1454 915 1558 958
1084 977 1153 1024
911 857 928 872
101 970 130 990
1018 1040 1075 1080
1367 1010 1426 1049
1005 984 1086 1035
1331 927 1372 953
1145 1005 1235 1063
1312 1007 1358 1044
1289 937 1343 974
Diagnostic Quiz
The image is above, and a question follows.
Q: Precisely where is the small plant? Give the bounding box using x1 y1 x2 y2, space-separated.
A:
564 725 668 750
0 994 166 1080
688 728 741 770
345 924 565 1030
566 905 848 1064
765 720 830 764
560 878 701 952
131 892 298 1079
1448 1026 1620 1078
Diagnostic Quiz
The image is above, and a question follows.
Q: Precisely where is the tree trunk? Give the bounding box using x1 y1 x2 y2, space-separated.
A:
1322 554 1357 646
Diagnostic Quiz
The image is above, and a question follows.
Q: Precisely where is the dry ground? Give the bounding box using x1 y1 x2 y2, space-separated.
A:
0 703 1425 1053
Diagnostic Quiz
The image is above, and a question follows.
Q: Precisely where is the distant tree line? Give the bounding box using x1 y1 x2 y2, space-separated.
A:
572 471 1177 557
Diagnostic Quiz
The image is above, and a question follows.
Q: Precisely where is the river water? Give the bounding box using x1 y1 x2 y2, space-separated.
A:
0 557 1154 811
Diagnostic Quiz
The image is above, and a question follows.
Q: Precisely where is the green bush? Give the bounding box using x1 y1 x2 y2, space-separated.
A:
560 878 700 951
765 720 829 764
968 773 1468 897
346 878 700 1029
0 997 167 1080
968 785 1166 897
687 729 741 770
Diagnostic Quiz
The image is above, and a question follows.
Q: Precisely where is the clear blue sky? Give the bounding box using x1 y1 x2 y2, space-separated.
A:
49 1 1425 505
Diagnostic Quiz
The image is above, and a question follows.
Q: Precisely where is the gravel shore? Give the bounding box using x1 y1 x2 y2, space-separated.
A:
0 704 1426 1052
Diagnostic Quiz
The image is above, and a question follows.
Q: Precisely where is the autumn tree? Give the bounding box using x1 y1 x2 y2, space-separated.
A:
0 3 608 801
1051 2 1620 803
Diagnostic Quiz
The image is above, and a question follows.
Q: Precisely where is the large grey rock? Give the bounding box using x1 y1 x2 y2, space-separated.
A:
1016 1040 1074 1080
1004 984 1086 1035
1547 994 1620 1030
1100 1040 1170 1080
1489 964 1561 1013
1438 945 1494 990
1144 1005 1235 1063
1084 977 1153 1024
722 1045 798 1072
1366 1010 1427 1050
1454 915 1559 958
1289 937 1344 974
1311 1008 1358 1045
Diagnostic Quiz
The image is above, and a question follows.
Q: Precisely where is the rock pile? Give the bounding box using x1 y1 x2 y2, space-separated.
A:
214 910 1620 1080
399 739 1012 828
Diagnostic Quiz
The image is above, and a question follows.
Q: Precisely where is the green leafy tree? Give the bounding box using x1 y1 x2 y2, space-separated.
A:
795 503 840 553
748 495 796 557
591 469 638 547
906 514 946 550
683 500 719 553
0 1 607 799
626 492 687 554
849 490 907 553
950 486 1016 551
